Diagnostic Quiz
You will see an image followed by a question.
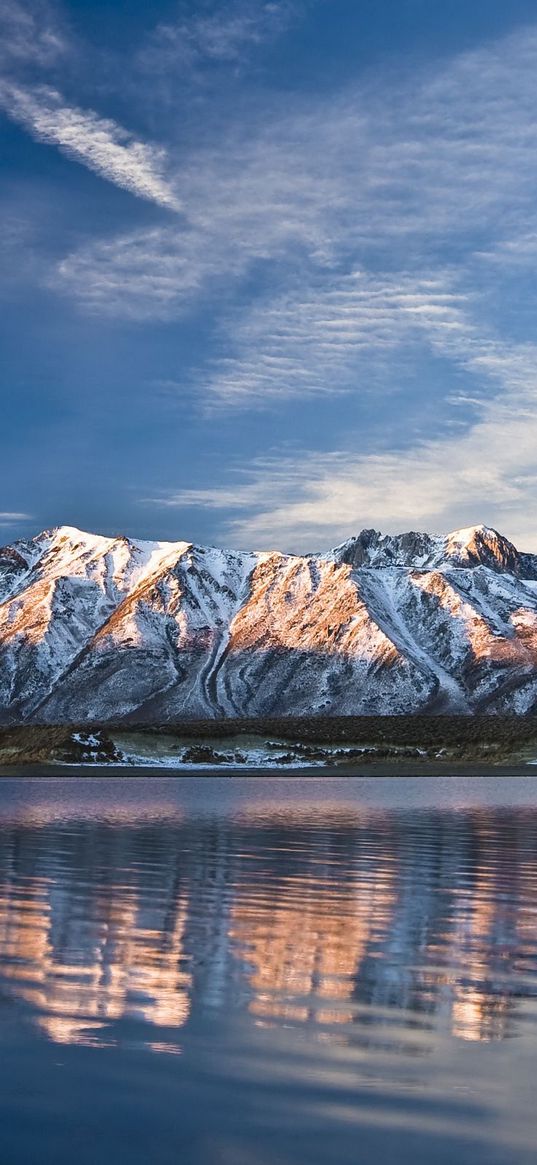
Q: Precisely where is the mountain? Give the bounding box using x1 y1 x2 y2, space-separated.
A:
1 523 537 722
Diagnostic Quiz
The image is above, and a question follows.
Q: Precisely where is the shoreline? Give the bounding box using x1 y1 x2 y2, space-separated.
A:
2 760 537 779
3 715 537 773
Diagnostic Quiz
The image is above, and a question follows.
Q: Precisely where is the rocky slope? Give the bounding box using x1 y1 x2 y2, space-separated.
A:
1 523 537 722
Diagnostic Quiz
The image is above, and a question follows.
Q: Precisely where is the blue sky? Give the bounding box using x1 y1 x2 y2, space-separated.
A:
3 0 537 552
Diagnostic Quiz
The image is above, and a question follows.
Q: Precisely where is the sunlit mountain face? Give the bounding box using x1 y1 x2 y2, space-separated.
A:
2 523 537 720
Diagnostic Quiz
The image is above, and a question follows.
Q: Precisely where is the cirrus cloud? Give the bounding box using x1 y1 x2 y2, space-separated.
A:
0 80 181 209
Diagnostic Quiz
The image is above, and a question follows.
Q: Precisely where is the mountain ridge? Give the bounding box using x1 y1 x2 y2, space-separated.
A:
2 522 537 722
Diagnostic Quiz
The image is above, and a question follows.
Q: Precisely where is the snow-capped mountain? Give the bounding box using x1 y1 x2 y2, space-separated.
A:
1 523 537 722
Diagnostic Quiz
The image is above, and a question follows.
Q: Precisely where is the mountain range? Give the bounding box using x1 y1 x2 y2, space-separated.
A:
1 523 537 722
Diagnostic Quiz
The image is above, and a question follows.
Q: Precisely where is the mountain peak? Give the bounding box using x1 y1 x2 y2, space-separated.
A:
49 525 124 545
443 525 520 571
1 520 537 720
2 522 531 575
332 524 524 573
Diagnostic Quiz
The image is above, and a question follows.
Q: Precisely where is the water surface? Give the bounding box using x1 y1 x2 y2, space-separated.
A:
1 773 537 1164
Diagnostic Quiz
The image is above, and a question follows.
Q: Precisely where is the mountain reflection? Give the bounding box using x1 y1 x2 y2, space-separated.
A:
0 805 537 1050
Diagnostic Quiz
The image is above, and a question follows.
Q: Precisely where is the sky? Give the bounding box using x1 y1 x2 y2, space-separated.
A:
3 0 537 553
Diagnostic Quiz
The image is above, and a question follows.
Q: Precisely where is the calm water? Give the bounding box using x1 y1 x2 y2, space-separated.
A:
1 774 537 1164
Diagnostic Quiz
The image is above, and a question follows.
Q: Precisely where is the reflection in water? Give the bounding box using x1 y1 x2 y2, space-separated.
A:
1 799 537 1051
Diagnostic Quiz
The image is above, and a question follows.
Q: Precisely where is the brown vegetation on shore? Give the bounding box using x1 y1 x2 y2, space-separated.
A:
1 715 537 767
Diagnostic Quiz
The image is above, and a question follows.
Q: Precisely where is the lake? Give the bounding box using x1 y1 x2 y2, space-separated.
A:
1 773 537 1164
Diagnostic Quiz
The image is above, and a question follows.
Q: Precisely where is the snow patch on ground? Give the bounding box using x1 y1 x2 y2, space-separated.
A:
114 748 327 770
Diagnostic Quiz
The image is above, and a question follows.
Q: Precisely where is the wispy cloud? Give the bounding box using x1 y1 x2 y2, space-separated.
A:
202 271 471 405
153 407 537 555
0 0 67 69
52 24 537 347
7 6 537 553
140 0 298 74
51 124 340 317
0 511 33 528
55 223 252 318
477 230 537 266
146 328 537 551
0 81 180 208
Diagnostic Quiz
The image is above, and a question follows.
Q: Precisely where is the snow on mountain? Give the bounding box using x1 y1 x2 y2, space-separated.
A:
2 523 537 722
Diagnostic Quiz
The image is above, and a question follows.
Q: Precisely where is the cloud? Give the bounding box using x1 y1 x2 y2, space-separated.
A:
0 512 33 530
51 124 341 318
0 0 67 69
477 230 537 266
54 223 252 319
146 331 537 553
201 271 472 405
0 81 180 208
51 24 537 344
140 0 298 73
151 407 537 555
8 8 537 554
